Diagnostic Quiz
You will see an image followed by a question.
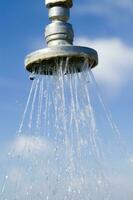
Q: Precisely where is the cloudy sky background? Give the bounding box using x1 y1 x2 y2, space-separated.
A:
0 0 133 199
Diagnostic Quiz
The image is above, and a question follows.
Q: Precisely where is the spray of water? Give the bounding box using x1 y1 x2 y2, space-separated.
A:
0 58 132 200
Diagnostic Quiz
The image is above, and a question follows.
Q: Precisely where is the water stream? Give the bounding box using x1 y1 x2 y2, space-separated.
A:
0 58 132 200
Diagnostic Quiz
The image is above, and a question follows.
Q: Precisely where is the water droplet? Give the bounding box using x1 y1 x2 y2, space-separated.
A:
78 189 81 194
29 72 36 81
68 186 72 193
52 189 56 196
97 180 102 185
5 175 8 179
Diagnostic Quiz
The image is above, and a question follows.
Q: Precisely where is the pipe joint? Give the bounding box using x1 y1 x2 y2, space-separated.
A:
49 6 70 22
45 21 74 46
45 0 73 8
45 0 73 46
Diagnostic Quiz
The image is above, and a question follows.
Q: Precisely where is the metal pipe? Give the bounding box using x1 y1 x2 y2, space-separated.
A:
25 0 98 75
45 0 74 46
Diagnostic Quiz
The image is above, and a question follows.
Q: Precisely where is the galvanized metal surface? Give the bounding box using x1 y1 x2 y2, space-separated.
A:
25 46 98 74
45 21 74 46
25 0 98 75
45 1 73 47
48 6 69 21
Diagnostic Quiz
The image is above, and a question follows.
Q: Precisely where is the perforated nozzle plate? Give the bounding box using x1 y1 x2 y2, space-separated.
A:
25 46 98 75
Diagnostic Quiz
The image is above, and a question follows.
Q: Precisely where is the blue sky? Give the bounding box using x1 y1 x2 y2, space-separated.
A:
0 0 133 147
0 0 133 198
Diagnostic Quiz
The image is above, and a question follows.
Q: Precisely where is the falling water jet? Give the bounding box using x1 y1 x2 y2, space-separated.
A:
0 1 131 200
1 1 122 200
25 0 98 76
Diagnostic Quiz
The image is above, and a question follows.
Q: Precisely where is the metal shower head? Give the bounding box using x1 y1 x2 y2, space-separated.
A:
25 0 98 75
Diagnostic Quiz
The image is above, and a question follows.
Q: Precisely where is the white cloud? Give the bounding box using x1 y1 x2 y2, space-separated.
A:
8 167 24 184
129 156 133 167
74 0 133 21
75 37 133 97
12 135 53 158
111 0 133 10
1 135 133 200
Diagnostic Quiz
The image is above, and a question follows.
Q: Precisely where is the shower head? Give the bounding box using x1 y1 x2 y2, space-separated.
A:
25 0 98 75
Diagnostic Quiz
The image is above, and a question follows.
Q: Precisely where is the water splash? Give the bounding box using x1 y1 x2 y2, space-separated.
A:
0 58 132 200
